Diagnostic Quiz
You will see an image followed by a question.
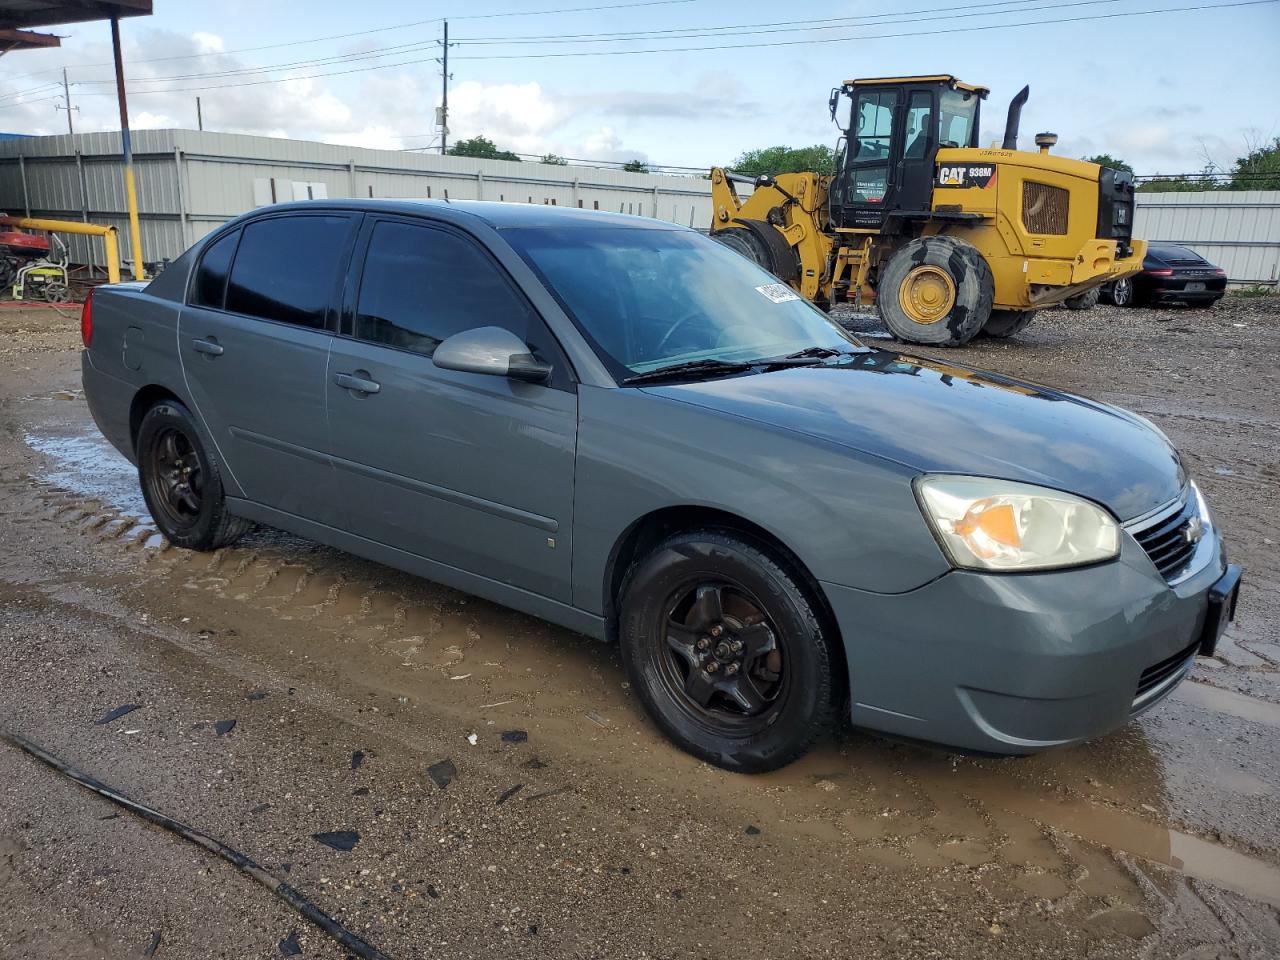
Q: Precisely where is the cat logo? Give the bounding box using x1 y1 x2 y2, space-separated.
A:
937 164 997 189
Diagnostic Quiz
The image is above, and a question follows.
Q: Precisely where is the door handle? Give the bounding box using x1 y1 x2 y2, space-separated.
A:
192 337 224 356
333 371 381 395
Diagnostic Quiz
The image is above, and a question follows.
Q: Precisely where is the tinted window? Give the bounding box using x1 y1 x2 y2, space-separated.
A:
904 91 932 159
225 215 352 328
355 221 539 358
191 230 238 309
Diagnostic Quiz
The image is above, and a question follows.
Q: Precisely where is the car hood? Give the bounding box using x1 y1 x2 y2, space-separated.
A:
643 349 1183 521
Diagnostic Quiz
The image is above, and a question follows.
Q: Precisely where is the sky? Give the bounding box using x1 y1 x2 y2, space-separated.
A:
0 0 1276 176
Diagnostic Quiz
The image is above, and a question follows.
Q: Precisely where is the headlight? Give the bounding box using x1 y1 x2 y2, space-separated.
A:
1190 478 1213 531
915 476 1119 571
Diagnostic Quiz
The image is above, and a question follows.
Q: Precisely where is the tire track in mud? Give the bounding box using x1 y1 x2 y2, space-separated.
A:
8 470 1280 938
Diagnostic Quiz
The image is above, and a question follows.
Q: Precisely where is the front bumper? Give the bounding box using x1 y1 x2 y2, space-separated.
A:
822 532 1229 754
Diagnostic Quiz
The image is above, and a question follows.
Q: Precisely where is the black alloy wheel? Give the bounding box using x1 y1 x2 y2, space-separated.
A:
144 426 205 531
619 529 838 772
136 399 251 551
658 581 786 728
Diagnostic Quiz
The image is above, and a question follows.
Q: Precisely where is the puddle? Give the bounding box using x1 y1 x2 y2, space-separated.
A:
1172 680 1280 730
944 767 1280 908
24 429 147 517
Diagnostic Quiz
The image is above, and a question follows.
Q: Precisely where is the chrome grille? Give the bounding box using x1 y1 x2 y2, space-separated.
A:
1022 181 1069 235
1129 495 1198 581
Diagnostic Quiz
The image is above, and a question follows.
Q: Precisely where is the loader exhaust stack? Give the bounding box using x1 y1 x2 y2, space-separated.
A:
1002 85 1030 150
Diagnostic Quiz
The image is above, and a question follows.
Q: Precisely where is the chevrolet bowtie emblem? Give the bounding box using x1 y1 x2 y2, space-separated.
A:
1184 516 1204 544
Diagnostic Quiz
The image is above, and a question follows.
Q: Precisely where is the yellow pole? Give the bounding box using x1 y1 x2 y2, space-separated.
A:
110 15 145 281
0 215 121 284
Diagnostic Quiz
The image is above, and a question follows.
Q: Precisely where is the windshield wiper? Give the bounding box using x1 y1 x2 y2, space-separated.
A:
620 358 755 385
750 345 854 368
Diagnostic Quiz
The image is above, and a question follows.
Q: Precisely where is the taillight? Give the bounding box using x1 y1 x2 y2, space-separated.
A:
1214 268 1226 276
1145 268 1173 277
80 286 94 347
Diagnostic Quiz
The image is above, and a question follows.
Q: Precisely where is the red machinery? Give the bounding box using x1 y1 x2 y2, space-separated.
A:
0 230 52 290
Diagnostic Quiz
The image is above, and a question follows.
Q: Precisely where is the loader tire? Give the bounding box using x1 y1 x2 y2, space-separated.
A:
878 236 993 347
1063 287 1101 310
712 221 800 283
981 309 1038 339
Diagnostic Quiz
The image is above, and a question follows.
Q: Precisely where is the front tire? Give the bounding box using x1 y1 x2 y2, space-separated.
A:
618 529 838 773
136 399 250 551
878 236 993 346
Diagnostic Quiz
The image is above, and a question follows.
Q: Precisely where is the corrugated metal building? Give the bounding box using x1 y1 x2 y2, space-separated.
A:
1134 191 1279 287
0 129 714 270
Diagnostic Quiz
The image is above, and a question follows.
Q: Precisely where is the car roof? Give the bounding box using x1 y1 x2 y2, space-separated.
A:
1149 243 1202 259
240 198 689 232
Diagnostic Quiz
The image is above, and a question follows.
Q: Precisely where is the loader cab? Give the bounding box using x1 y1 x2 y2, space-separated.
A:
830 76 987 230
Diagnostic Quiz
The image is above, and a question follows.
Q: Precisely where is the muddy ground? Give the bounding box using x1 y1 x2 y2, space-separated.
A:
1 296 1278 960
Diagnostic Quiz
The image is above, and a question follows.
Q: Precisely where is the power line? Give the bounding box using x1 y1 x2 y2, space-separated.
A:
451 0 1278 58
454 0 1114 42
69 0 1066 86
0 0 698 78
66 0 1276 97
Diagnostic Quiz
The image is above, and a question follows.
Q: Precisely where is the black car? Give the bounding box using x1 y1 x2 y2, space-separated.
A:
1103 243 1227 308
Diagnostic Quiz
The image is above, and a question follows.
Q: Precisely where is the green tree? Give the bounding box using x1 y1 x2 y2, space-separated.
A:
622 159 650 173
1228 136 1280 190
540 153 568 165
447 136 521 162
1138 170 1219 193
730 144 837 177
1082 153 1133 173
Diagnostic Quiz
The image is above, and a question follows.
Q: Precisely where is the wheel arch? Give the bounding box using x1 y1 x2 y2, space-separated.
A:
128 383 187 456
602 505 849 699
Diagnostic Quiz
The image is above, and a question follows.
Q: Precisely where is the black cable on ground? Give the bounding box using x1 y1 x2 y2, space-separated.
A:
0 727 393 960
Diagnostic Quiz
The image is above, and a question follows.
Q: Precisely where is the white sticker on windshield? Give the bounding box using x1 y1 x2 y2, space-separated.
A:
755 283 800 304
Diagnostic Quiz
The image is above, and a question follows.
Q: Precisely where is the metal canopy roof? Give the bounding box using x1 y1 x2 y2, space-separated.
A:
0 26 59 51
0 0 151 29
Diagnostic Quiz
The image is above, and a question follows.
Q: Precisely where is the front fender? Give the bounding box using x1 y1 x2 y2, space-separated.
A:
571 385 949 615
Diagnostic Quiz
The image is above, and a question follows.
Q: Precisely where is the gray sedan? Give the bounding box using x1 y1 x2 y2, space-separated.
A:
80 200 1240 771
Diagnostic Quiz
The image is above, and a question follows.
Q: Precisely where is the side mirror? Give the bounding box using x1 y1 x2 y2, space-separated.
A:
432 326 552 384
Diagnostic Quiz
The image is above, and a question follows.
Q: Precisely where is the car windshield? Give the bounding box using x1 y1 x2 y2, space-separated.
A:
504 225 861 380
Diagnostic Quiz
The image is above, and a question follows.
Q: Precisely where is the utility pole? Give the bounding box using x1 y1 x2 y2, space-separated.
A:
60 67 75 135
440 20 449 156
196 96 203 131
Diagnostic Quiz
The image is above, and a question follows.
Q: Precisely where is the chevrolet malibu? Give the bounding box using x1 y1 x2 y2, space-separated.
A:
80 201 1241 772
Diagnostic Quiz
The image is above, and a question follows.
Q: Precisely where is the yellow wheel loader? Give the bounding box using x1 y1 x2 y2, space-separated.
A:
710 76 1147 346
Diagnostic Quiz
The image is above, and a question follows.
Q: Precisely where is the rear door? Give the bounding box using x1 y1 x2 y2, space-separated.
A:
178 212 358 525
326 216 577 602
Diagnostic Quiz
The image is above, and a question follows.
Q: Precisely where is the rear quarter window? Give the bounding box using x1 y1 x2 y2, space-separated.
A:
190 230 239 309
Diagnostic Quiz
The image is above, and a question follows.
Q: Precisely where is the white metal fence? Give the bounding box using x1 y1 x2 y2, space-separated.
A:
1134 191 1280 287
0 129 714 270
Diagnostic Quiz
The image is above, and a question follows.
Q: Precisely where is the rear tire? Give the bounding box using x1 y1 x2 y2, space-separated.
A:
981 309 1038 339
1063 287 1100 310
878 236 993 346
1110 276 1138 307
136 399 251 551
618 529 838 773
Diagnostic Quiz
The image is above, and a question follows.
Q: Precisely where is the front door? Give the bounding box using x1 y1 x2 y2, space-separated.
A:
178 212 358 526
326 217 577 603
837 87 900 229
894 88 938 215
